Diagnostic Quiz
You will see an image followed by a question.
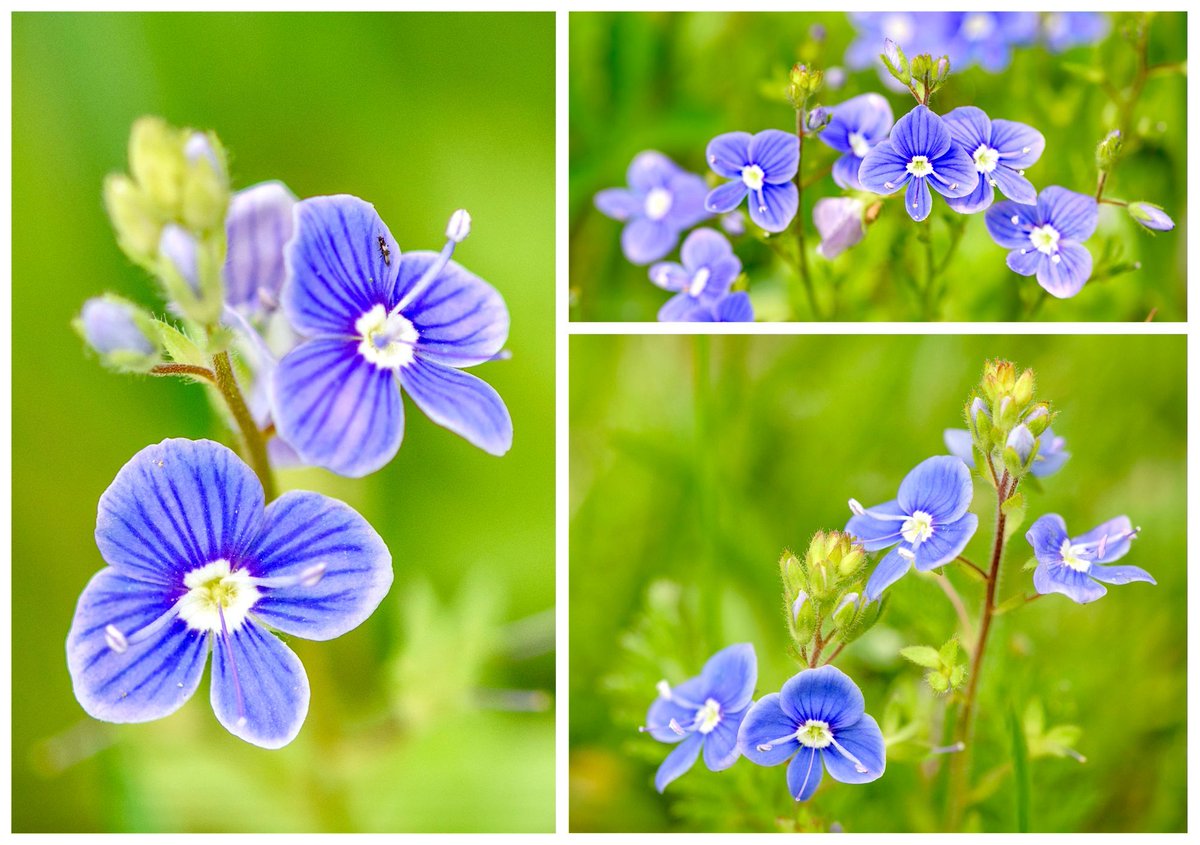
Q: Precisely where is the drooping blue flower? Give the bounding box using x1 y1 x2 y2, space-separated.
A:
704 130 799 233
66 438 393 748
271 195 512 477
1128 201 1176 232
642 643 757 792
1042 12 1110 53
944 425 1069 477
1026 514 1152 604
845 455 979 601
985 186 1098 298
738 665 885 802
858 105 976 222
813 197 866 259
649 228 742 322
594 151 711 265
819 94 894 191
942 106 1044 213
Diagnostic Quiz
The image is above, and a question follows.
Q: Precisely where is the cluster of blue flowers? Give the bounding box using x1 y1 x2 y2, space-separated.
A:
70 118 513 748
593 11 1176 319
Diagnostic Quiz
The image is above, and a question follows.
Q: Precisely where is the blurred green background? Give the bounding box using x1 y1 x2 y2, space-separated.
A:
569 12 1187 322
13 12 554 833
569 335 1185 832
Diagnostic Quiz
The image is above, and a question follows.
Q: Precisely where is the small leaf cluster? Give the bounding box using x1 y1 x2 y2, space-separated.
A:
900 638 968 695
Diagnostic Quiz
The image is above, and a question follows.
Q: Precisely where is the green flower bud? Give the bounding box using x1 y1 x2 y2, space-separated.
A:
1023 404 1052 436
128 116 185 215
1096 129 1123 173
73 294 161 373
1012 368 1035 408
181 131 231 231
104 174 162 264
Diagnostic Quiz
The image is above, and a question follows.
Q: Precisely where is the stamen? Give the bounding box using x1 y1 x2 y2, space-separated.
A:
105 598 186 654
656 679 671 700
794 747 819 800
897 547 916 561
829 736 870 774
1064 747 1088 764
931 741 966 754
247 562 327 590
667 718 687 736
756 730 801 753
217 605 248 728
392 209 471 314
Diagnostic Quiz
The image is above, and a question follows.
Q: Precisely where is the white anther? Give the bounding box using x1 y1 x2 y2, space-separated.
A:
445 209 471 243
105 624 129 654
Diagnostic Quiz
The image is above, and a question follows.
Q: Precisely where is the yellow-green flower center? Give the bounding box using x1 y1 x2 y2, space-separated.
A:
356 303 418 369
797 719 833 748
906 156 933 178
741 164 765 191
902 510 934 545
177 559 259 633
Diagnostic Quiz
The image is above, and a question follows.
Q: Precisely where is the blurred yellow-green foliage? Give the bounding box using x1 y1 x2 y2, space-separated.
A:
13 12 554 832
569 335 1185 832
569 12 1187 321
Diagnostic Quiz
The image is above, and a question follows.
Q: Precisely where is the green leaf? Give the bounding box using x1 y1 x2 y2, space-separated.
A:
1021 557 1038 572
938 638 959 667
900 645 942 669
156 320 208 368
1009 705 1031 833
927 672 949 693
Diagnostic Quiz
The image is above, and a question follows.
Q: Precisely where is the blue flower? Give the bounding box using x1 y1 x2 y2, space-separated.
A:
66 439 393 748
649 228 742 322
819 94 894 191
224 181 298 316
667 291 755 323
78 297 156 359
1128 201 1175 232
943 13 1039 71
846 13 1038 75
944 425 1069 477
845 455 979 601
738 665 885 802
985 186 1098 298
942 106 1044 213
704 129 799 233
844 13 957 74
858 105 976 222
1043 12 1110 53
271 195 512 477
1027 514 1152 604
594 151 710 265
814 197 866 259
642 643 757 792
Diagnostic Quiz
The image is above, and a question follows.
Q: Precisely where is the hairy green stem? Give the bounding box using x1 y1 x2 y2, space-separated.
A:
211 349 276 502
791 109 821 321
150 362 216 384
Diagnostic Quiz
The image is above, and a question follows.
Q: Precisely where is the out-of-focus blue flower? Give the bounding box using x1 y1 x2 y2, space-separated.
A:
642 643 757 792
224 181 298 316
704 129 799 233
814 197 866 259
719 210 746 237
1043 12 1110 53
847 13 1039 75
1128 201 1176 232
944 426 1069 477
859 105 976 222
944 13 1039 71
66 439 393 748
942 106 1044 213
595 151 710 265
650 228 741 322
985 186 1098 298
1027 514 1152 604
738 665 885 802
674 291 755 323
845 456 979 601
845 13 956 73
272 195 512 477
819 94 894 191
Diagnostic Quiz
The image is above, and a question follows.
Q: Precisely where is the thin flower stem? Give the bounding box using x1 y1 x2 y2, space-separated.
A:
1096 14 1152 203
1098 197 1130 207
921 218 937 320
822 641 847 666
931 572 973 646
791 108 821 321
955 556 988 580
149 362 216 384
211 349 277 502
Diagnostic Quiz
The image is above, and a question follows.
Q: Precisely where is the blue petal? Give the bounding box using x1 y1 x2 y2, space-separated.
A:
67 568 209 723
627 150 680 192
655 731 703 792
1033 560 1106 604
986 200 1040 248
1037 186 1098 242
1089 564 1155 586
780 665 864 730
248 491 393 640
715 291 755 322
1036 240 1091 299
845 499 905 551
649 261 688 293
991 165 1038 206
705 181 749 215
898 455 973 523
943 106 992 154
787 747 824 801
702 706 746 771
701 642 757 712
1007 248 1042 276
272 340 404 478
224 181 296 311
398 357 513 456
927 145 978 198
681 228 734 272
864 547 913 602
621 217 676 265
1026 514 1069 561
943 428 975 467
913 512 979 571
989 119 1045 169
832 154 865 191
645 675 709 743
858 141 910 195
738 693 800 767
944 175 992 214
1030 440 1070 477
823 715 886 784
706 132 753 179
210 620 309 749
594 188 642 221
662 171 713 230
823 93 893 154
657 293 711 322
282 195 398 337
890 105 951 162
1074 516 1134 563
391 252 509 367
748 182 798 233
749 129 799 183
905 178 932 221
95 439 265 585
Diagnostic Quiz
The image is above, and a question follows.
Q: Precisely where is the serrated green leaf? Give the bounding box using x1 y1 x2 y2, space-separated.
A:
938 638 960 666
900 645 941 668
156 320 208 368
927 672 949 693
949 664 967 688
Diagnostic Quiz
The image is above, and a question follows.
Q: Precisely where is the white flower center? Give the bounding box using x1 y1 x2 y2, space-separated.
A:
356 303 418 369
1059 539 1091 572
644 187 673 221
797 719 833 749
849 131 871 158
962 12 995 40
973 144 1000 174
695 698 722 734
741 164 765 191
882 15 914 44
177 559 260 633
1029 224 1060 255
688 267 711 297
906 155 933 178
902 510 934 545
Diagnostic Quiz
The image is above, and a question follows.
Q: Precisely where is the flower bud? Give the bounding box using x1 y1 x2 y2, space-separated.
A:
1127 201 1175 232
104 174 162 264
833 592 859 625
1013 368 1035 408
1096 129 1123 172
1023 404 1051 436
1006 424 1036 465
882 38 910 84
128 116 184 214
805 106 831 133
74 295 160 372
158 224 201 294
181 131 230 231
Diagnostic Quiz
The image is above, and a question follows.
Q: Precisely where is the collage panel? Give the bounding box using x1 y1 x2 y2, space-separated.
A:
569 12 1186 322
12 11 554 833
568 334 1185 832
